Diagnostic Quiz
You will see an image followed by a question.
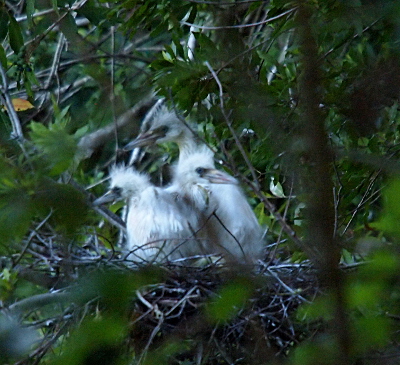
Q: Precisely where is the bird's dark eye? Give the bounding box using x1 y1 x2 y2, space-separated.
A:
154 125 169 136
111 186 122 197
195 167 205 176
160 125 169 134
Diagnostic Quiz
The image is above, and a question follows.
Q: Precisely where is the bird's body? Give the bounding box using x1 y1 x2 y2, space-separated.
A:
210 183 263 261
124 103 264 264
126 185 194 262
94 165 203 263
167 148 238 261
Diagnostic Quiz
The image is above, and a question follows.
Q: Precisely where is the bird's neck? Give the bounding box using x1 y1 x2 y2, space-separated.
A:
177 131 202 157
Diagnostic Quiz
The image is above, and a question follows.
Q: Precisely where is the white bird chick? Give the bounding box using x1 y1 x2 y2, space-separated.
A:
94 165 204 264
169 148 263 264
124 101 198 157
171 147 238 196
94 165 151 205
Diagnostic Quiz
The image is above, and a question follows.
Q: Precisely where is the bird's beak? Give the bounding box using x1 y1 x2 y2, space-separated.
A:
124 128 166 151
202 169 238 185
93 190 119 206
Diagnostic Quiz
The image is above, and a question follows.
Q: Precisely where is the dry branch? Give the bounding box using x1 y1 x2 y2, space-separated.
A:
7 292 71 313
76 96 156 160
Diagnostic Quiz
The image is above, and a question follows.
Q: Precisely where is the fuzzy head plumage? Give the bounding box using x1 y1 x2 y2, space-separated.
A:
93 165 151 205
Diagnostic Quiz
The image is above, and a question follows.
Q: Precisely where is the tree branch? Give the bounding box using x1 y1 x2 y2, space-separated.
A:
297 2 350 363
7 292 71 313
76 95 155 160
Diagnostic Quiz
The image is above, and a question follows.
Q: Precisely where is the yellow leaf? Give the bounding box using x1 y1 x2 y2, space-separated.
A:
2 98 34 111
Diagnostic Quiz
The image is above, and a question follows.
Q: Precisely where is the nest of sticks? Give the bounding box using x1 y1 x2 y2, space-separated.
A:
5 225 323 365
127 261 321 364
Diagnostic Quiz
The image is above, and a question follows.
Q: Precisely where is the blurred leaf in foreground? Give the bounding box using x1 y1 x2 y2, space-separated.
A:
0 314 38 363
371 178 400 237
206 276 254 323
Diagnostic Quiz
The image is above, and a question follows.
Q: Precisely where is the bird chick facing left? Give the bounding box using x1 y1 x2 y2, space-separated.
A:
94 165 203 263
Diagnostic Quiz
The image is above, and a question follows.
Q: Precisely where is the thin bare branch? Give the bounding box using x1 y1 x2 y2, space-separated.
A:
44 33 65 90
0 62 24 140
7 292 71 313
182 7 297 30
69 178 126 231
204 61 260 190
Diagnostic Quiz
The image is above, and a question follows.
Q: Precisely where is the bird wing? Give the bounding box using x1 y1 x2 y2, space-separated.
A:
126 187 206 262
210 184 264 262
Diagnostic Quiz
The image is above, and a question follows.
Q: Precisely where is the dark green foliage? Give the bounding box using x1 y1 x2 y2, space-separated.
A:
33 180 88 233
52 316 127 365
29 121 77 175
206 276 254 323
1 0 400 364
0 8 9 42
8 15 24 54
0 184 33 248
373 178 400 237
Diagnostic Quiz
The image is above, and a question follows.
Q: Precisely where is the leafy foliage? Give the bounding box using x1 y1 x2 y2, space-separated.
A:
0 0 400 364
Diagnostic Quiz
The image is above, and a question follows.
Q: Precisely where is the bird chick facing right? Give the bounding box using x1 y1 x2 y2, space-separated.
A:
169 148 264 264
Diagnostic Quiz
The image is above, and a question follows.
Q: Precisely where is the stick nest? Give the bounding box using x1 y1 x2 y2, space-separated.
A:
127 261 320 363
5 228 322 365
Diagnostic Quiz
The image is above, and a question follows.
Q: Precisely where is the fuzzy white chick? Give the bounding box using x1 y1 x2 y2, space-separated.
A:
125 103 264 264
169 148 263 263
167 148 228 248
93 165 203 263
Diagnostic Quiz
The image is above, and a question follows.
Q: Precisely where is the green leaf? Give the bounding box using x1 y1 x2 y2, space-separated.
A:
52 0 59 12
29 121 77 175
77 268 162 312
0 8 9 42
269 176 286 198
74 125 89 139
58 13 88 52
292 335 339 365
77 0 108 26
297 295 335 322
54 105 70 124
346 281 383 310
371 178 400 236
0 315 38 359
33 181 88 233
352 315 390 353
26 0 35 27
206 277 254 322
25 70 39 99
0 44 6 69
0 187 33 246
52 316 127 365
8 15 24 54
